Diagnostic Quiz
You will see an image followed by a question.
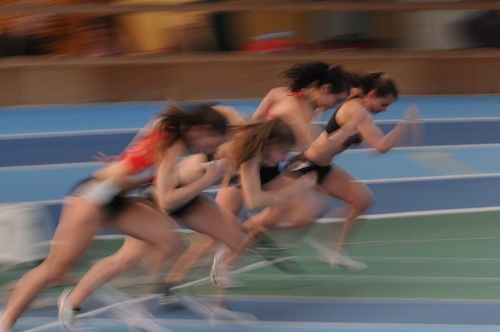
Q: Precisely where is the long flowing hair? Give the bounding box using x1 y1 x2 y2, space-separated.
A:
220 118 295 185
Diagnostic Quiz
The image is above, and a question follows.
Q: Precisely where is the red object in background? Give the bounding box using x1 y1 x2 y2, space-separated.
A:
243 31 302 53
244 38 301 53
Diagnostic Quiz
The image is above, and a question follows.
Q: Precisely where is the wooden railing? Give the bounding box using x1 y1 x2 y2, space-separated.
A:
0 49 499 68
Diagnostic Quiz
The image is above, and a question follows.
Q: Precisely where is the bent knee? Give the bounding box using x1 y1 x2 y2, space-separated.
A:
351 188 374 213
156 235 184 260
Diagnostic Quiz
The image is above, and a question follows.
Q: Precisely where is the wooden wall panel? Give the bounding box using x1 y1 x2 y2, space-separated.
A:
0 53 498 106
18 68 109 104
0 69 23 105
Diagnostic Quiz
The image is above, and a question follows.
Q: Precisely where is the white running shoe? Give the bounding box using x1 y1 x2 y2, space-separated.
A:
330 252 368 271
210 248 241 289
303 236 367 271
113 302 171 332
58 288 79 332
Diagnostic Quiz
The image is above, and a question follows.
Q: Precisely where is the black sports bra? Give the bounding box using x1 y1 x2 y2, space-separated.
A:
325 96 363 147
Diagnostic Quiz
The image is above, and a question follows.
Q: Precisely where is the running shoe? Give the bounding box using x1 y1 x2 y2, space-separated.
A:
58 288 80 332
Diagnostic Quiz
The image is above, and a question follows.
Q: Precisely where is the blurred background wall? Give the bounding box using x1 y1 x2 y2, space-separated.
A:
0 0 499 105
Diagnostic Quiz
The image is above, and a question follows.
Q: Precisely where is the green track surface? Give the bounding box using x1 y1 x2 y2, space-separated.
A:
3 211 500 305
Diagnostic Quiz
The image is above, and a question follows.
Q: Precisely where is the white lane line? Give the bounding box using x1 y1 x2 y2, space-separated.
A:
346 235 500 245
241 273 500 284
360 172 500 184
25 317 500 332
5 202 500 223
0 128 140 140
2 140 500 173
314 117 500 125
0 162 101 172
348 143 500 153
354 256 500 264
4 161 500 183
4 115 500 140
209 293 500 304
23 257 293 332
2 142 500 171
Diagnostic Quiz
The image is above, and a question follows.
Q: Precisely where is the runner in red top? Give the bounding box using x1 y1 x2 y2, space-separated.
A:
0 103 231 331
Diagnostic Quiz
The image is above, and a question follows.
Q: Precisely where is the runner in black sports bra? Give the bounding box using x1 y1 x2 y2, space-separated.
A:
286 95 364 184
285 73 420 270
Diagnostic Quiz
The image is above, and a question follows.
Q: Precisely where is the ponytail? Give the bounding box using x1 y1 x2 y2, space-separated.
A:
361 72 399 98
284 62 350 93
